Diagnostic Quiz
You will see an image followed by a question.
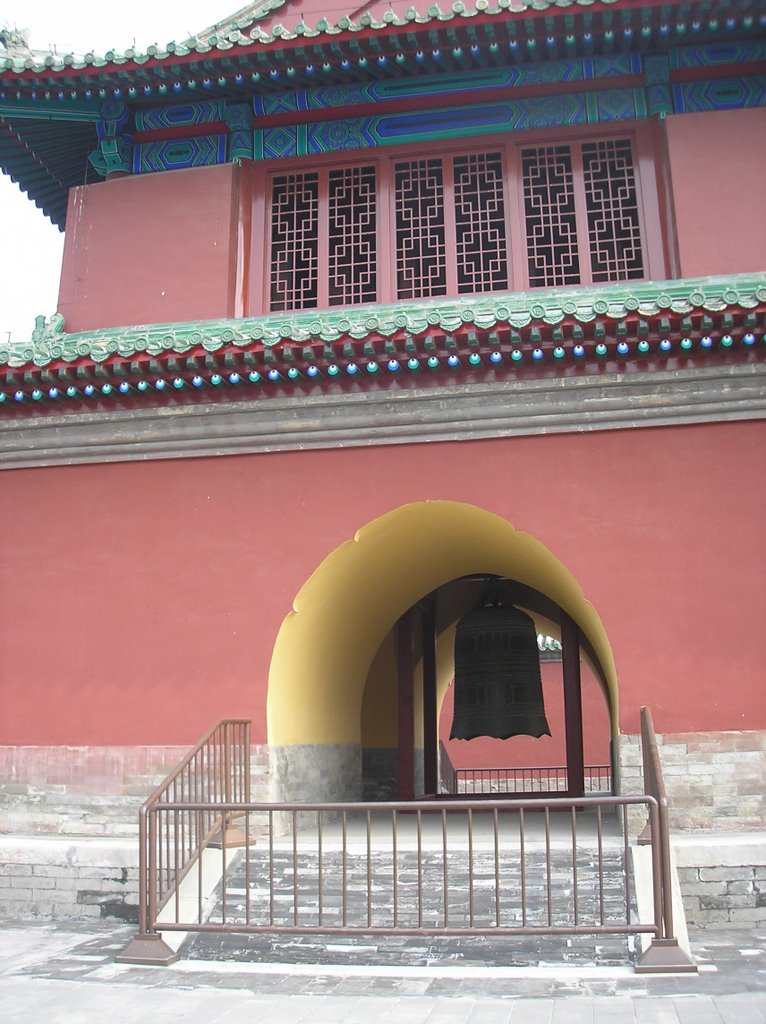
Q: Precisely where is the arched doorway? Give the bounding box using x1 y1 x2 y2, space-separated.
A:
266 500 617 803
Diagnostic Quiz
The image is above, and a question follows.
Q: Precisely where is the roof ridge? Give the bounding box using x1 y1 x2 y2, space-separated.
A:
183 0 289 46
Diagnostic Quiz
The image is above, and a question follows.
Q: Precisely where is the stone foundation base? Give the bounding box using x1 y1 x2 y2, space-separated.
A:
361 747 426 801
674 834 766 930
0 836 139 922
616 729 766 831
269 744 362 803
362 748 398 801
0 744 271 838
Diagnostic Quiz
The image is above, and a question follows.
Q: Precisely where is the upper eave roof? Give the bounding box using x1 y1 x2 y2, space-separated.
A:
2 0 763 227
2 0 760 78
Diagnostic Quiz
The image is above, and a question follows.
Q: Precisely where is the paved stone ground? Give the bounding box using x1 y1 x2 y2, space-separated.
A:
2 815 764 1021
1 920 766 1022
186 844 633 968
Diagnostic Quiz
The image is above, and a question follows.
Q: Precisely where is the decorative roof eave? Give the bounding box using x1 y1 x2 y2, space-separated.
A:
2 273 764 374
0 0 757 79
2 278 763 409
0 2 620 74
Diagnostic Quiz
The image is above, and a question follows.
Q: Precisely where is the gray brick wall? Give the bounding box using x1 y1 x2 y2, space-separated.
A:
0 743 272 922
616 729 766 929
0 838 140 922
674 836 766 930
0 744 272 839
616 729 766 831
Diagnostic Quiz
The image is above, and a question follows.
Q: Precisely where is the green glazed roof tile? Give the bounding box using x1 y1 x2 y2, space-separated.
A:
1 1 699 71
2 273 763 370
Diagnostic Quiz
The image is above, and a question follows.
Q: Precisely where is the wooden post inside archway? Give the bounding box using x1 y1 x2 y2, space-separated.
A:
422 596 438 797
397 610 415 800
562 610 585 798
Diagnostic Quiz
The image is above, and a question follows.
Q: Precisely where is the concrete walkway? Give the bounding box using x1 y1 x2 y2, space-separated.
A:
1 920 765 1023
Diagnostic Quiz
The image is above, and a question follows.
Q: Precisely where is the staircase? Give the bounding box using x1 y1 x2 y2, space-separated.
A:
184 813 638 968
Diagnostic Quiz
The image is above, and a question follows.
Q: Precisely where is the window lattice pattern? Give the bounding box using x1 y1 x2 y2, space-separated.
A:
328 165 377 306
270 172 319 311
453 152 509 294
522 145 580 288
582 139 644 282
395 159 447 300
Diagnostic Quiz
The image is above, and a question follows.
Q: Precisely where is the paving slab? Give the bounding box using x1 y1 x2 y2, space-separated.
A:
0 920 765 1023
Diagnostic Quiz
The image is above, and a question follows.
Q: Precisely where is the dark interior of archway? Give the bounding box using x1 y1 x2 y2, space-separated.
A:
409 574 605 800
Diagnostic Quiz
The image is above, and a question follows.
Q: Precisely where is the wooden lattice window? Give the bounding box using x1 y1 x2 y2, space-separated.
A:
453 152 509 294
521 137 646 289
328 165 377 306
260 130 660 314
522 145 581 288
582 139 644 282
394 158 447 300
270 172 319 311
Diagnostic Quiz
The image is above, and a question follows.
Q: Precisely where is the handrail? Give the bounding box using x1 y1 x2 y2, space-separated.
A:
123 718 251 964
443 761 612 795
124 791 659 961
636 705 696 973
640 706 673 938
142 718 251 808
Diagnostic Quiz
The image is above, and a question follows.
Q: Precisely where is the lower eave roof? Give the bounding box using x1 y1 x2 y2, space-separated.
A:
1 273 764 411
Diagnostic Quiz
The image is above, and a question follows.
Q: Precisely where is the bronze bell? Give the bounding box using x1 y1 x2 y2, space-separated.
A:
450 603 551 741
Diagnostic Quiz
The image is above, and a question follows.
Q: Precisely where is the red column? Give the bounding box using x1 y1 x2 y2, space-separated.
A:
397 611 415 800
562 610 585 798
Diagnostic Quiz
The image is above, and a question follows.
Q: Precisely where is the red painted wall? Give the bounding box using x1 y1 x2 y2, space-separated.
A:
57 163 246 332
666 107 766 278
55 108 766 333
1 420 763 746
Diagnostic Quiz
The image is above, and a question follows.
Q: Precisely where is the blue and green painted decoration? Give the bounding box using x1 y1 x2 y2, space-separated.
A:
129 43 766 174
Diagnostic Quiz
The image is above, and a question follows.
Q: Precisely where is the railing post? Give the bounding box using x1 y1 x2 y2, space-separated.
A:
138 803 148 936
647 799 665 940
244 720 252 803
224 721 232 804
115 806 180 966
636 706 697 974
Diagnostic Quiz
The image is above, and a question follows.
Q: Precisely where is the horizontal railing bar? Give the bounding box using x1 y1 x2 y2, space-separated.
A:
156 923 659 936
455 765 611 774
151 795 652 813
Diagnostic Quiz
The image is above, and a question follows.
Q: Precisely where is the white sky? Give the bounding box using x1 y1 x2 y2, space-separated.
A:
0 1 239 343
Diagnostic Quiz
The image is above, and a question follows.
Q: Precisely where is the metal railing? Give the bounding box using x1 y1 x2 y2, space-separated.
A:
125 795 652 941
125 718 250 961
117 711 695 973
635 705 696 972
451 764 612 795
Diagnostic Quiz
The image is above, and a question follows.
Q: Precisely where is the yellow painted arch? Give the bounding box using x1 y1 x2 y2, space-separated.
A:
267 501 618 746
